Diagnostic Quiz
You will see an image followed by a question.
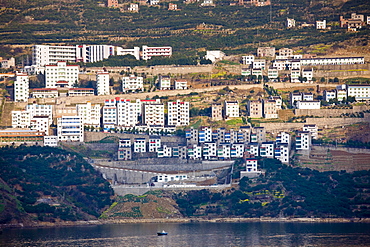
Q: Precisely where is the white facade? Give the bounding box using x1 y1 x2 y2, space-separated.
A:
32 88 58 98
45 61 79 88
242 55 255 65
102 99 117 132
275 143 289 164
302 68 314 83
122 75 143 92
174 79 187 90
253 59 266 69
203 142 217 159
134 138 146 153
14 72 29 102
303 124 318 140
286 18 296 28
76 45 114 63
231 143 244 158
96 71 110 96
276 132 290 146
44 135 58 147
30 116 49 134
156 174 188 182
224 101 239 118
296 100 321 109
205 50 225 63
296 131 311 150
316 20 326 29
141 45 172 60
260 142 274 158
167 100 189 126
26 103 53 122
290 69 300 83
245 159 258 172
12 111 31 128
159 75 171 90
347 85 370 101
32 45 76 67
117 99 138 127
116 46 140 60
324 90 336 102
143 103 165 126
300 57 364 66
149 137 161 152
76 101 101 128
57 115 84 142
268 68 279 80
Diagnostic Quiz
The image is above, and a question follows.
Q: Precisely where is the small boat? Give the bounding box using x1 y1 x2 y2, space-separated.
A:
157 230 168 236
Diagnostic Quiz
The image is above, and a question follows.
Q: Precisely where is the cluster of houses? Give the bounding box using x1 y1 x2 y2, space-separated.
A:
117 125 317 166
10 96 190 144
240 47 364 83
287 12 370 32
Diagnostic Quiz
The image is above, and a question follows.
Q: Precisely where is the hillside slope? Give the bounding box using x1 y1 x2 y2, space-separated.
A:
0 146 114 226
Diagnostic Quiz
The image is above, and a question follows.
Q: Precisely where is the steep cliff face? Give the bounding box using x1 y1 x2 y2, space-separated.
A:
0 146 114 227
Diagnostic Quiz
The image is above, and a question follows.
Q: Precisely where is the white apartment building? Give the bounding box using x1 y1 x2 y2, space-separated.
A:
141 45 172 60
78 45 114 63
155 174 188 182
275 143 290 164
198 126 213 143
269 96 282 110
217 143 231 159
174 79 187 90
45 61 79 88
188 145 202 160
336 89 347 101
246 143 259 156
149 136 161 152
324 90 336 102
117 99 138 127
33 45 76 67
241 68 251 76
143 103 165 126
102 99 117 132
134 138 146 153
224 101 239 118
26 103 53 122
263 99 278 119
44 136 58 147
14 72 29 102
290 93 302 105
276 132 291 146
30 116 49 134
203 142 217 159
159 75 171 90
96 71 110 96
12 111 31 128
302 68 314 83
286 18 296 28
231 143 245 158
253 59 266 70
116 47 140 60
302 92 314 101
157 145 172 158
296 100 321 109
268 68 279 80
242 55 255 65
290 69 300 83
122 75 143 92
118 138 132 160
246 159 258 172
347 84 370 101
296 131 311 150
303 124 318 140
260 142 274 158
167 100 189 126
76 101 101 129
57 115 84 142
316 20 327 29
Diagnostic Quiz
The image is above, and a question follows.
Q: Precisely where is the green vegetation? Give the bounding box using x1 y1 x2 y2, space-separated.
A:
174 158 370 218
0 146 113 224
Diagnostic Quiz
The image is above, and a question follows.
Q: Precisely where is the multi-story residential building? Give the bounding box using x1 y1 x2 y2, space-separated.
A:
76 101 101 129
143 103 164 126
211 103 223 121
80 45 114 63
286 18 296 28
32 88 58 98
45 61 79 88
188 144 202 160
275 143 290 164
252 68 263 78
205 50 225 63
279 48 293 57
149 136 161 152
303 124 318 140
246 143 259 156
260 142 274 158
102 99 117 132
257 47 275 57
128 3 139 12
302 68 314 83
14 72 29 102
217 143 231 159
231 143 245 158
316 20 327 29
241 68 251 76
12 111 31 128
224 101 239 118
32 45 77 67
347 84 370 101
141 45 172 60
158 75 171 90
290 69 300 83
0 57 15 69
302 92 314 101
276 131 291 148
26 103 53 122
324 90 336 102
96 71 110 96
116 47 140 60
122 75 143 93
57 115 84 142
203 142 217 160
247 100 263 118
296 131 311 150
117 99 138 127
254 127 266 143
253 59 266 70
157 145 172 158
44 136 58 147
290 92 302 105
167 100 189 126
239 126 252 143
268 68 279 81
263 99 278 119
296 100 321 109
117 138 132 160
198 126 213 143
269 96 282 110
336 89 347 101
134 138 146 153
242 55 255 65
174 79 187 90
186 128 198 144
68 88 94 97
30 116 49 134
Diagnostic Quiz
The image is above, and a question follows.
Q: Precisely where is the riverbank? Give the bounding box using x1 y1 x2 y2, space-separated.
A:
3 217 370 229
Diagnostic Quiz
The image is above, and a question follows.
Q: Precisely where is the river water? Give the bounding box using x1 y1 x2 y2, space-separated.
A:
1 222 370 247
